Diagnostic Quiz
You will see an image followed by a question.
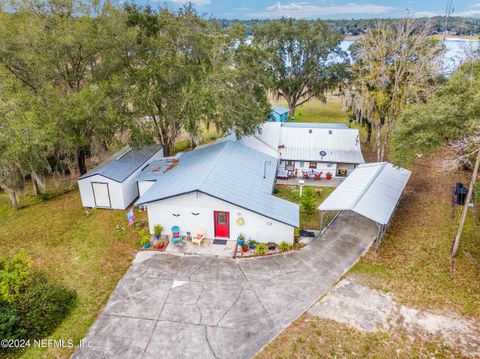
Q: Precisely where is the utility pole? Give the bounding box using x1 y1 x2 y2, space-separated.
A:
451 147 480 257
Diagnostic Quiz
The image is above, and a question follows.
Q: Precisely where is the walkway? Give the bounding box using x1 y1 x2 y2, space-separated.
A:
73 212 377 359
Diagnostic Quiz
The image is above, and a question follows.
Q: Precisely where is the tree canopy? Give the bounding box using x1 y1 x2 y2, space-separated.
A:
392 60 480 166
253 18 347 118
345 20 444 161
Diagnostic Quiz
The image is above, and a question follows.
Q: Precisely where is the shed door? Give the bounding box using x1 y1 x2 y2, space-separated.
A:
214 211 229 238
92 182 111 208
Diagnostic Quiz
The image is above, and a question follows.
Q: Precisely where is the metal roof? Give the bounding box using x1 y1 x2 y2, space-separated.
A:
79 145 163 183
318 162 411 225
135 141 299 227
254 123 364 164
272 105 289 115
281 123 348 129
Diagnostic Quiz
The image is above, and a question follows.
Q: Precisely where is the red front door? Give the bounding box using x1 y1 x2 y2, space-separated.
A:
214 211 230 238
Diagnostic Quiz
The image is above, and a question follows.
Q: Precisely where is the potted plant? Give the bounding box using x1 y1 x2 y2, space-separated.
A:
249 239 256 249
255 243 267 255
156 239 166 251
237 234 245 246
326 172 332 180
153 224 163 240
267 242 276 251
241 244 248 253
279 241 292 252
140 236 150 248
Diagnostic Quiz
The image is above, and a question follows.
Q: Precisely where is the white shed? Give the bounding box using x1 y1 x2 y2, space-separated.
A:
78 145 163 210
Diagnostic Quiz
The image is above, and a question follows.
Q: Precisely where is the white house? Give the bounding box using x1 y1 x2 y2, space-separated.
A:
78 145 163 210
238 122 364 179
135 140 299 244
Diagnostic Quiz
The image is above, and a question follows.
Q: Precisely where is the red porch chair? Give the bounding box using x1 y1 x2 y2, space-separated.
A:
314 172 323 181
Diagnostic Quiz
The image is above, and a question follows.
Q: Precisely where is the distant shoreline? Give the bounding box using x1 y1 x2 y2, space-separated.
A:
344 34 480 41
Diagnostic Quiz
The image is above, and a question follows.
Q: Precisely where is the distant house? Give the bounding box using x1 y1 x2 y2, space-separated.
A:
237 122 364 178
135 140 299 244
78 145 163 209
270 105 290 122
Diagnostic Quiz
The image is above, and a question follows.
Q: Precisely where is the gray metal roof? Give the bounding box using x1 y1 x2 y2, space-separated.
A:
272 105 289 115
318 162 411 225
135 141 299 227
79 145 162 183
255 123 364 164
281 123 348 129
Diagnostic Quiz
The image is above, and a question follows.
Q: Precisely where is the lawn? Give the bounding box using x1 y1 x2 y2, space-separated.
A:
273 95 349 124
259 98 480 357
274 185 334 229
0 184 142 358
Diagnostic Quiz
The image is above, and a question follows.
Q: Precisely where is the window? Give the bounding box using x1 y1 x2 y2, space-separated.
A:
337 169 348 177
217 213 227 225
309 129 313 134
286 160 294 171
328 130 333 134
309 162 317 169
299 162 305 168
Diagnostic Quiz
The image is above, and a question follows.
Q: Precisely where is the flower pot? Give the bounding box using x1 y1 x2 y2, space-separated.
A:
326 175 332 180
237 239 244 246
249 243 256 249
241 246 248 253
143 243 149 248
154 234 161 240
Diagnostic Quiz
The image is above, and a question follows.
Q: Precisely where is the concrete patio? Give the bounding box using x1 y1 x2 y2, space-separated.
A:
73 211 377 359
276 177 343 187
163 238 236 257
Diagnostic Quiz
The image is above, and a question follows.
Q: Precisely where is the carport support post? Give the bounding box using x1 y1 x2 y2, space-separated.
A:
319 211 325 237
374 224 383 252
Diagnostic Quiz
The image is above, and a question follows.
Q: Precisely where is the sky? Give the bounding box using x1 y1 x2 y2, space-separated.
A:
147 1 480 20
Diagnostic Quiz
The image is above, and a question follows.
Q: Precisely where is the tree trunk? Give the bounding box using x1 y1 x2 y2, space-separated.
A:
32 177 41 196
77 149 87 176
163 143 172 157
451 148 480 257
366 122 372 144
375 123 382 162
7 190 19 209
288 105 296 119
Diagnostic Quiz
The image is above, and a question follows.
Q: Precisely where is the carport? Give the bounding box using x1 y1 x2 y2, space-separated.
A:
318 162 411 250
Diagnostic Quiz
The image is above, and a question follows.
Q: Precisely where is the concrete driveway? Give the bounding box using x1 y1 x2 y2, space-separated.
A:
73 212 376 359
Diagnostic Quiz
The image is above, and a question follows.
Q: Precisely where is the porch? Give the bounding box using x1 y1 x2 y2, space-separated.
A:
163 237 237 257
276 177 343 187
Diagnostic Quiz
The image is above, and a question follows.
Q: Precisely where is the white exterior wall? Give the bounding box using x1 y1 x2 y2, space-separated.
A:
78 148 164 210
280 160 337 177
78 174 125 209
336 163 356 177
145 192 294 244
138 180 156 197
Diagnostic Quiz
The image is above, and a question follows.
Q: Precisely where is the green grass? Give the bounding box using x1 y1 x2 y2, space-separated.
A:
273 96 349 124
260 97 480 357
274 185 334 229
0 186 141 358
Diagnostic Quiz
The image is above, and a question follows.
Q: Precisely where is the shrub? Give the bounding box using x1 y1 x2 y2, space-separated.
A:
255 243 267 255
0 251 32 304
13 272 77 338
279 241 292 252
0 300 26 352
301 187 316 215
153 224 163 237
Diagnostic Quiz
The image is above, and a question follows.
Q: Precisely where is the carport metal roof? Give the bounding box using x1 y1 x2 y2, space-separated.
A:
318 162 411 249
318 162 411 225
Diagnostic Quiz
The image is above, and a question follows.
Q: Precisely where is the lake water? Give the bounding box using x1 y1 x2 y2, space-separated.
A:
340 38 480 74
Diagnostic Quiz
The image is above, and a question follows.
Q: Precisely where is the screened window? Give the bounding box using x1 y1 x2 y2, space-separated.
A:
309 162 317 169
